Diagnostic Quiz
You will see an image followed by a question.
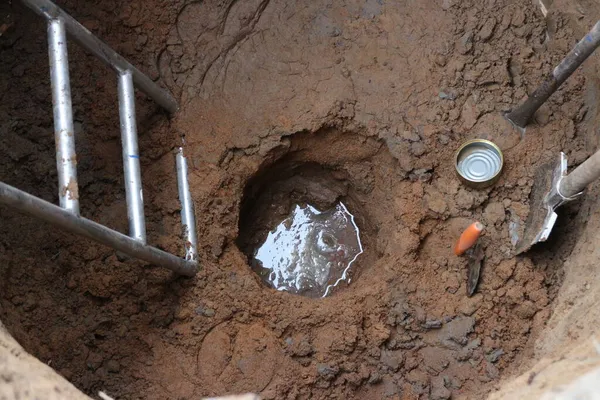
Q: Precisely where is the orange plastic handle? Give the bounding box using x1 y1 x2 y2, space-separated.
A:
454 222 484 256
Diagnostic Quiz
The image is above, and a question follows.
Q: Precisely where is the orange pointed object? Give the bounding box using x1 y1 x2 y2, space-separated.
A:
454 222 484 256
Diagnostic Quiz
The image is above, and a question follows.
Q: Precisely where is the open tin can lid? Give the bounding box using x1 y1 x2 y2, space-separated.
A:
455 139 504 189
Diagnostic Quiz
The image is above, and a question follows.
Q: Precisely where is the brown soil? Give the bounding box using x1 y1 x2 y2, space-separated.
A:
0 0 598 399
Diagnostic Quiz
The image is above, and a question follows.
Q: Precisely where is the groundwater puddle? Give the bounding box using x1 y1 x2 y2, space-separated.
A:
252 202 363 297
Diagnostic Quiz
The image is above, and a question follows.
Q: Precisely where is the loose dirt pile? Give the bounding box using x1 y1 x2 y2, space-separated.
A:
1 0 599 399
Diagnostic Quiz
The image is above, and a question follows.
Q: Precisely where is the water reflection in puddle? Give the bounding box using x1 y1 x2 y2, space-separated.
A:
252 202 363 297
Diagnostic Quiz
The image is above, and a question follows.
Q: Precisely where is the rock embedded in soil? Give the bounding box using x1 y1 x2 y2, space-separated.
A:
478 18 497 41
431 376 452 400
317 363 339 381
514 301 537 319
457 31 474 55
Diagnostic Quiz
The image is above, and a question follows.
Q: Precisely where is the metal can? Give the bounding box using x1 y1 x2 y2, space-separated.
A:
455 139 504 189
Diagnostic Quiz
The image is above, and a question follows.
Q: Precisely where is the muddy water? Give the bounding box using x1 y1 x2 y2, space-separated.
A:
252 202 363 297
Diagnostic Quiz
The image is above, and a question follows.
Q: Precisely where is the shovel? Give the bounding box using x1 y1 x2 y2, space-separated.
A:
505 20 600 130
515 149 600 254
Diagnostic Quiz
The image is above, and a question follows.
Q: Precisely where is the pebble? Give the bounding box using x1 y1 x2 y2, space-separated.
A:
423 320 443 329
478 18 496 41
431 376 452 400
457 31 474 55
486 348 504 363
368 371 382 384
514 301 537 319
438 134 450 145
409 168 432 182
317 364 339 380
511 9 526 27
410 141 426 156
439 91 457 100
401 130 421 142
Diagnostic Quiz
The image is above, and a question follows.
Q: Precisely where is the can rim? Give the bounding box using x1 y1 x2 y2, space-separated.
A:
454 139 504 183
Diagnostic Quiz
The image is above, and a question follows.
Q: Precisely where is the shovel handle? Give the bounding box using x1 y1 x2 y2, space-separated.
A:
560 149 600 198
506 20 600 128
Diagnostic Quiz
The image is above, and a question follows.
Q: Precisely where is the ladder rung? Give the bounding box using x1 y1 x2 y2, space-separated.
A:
118 70 146 243
0 182 197 276
2 0 200 275
48 18 79 215
176 148 198 262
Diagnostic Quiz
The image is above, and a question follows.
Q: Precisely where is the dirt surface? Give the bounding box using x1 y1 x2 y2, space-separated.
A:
1 0 599 399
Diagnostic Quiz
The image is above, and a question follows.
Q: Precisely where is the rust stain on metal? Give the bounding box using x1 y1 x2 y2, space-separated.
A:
66 177 79 200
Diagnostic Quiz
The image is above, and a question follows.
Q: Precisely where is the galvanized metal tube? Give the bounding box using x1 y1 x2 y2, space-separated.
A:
118 70 146 243
20 0 178 114
48 18 79 215
0 182 198 276
176 148 198 262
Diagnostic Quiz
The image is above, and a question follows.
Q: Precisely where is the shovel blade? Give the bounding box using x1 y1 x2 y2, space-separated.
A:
515 161 555 255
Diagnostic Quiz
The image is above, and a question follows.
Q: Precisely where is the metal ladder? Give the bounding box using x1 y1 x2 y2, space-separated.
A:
0 0 198 276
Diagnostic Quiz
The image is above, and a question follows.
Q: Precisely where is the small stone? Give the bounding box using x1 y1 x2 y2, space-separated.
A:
486 362 500 379
368 372 382 384
443 375 463 389
410 141 426 157
401 130 421 142
511 9 526 27
502 199 512 208
514 301 537 319
409 168 432 182
423 320 443 329
478 18 496 41
457 31 474 55
431 376 452 400
434 55 447 66
438 134 450 145
195 306 215 317
317 364 339 380
439 91 457 100
203 308 215 317
486 348 504 363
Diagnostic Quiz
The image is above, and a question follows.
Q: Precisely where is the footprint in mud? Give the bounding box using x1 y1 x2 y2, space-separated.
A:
197 322 278 394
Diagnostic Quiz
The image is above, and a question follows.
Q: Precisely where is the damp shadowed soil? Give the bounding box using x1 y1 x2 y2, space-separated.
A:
0 0 597 399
